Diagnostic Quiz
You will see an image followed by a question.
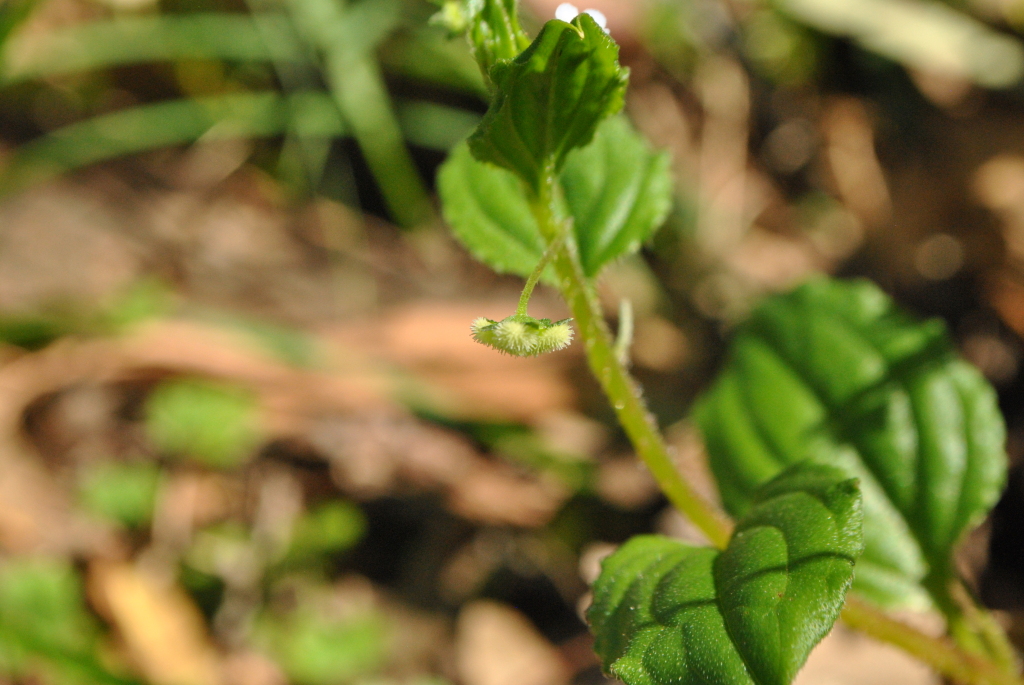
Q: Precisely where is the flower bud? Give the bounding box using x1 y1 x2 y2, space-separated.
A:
471 315 574 357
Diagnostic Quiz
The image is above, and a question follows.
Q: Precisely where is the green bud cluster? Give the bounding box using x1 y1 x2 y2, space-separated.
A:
470 315 573 356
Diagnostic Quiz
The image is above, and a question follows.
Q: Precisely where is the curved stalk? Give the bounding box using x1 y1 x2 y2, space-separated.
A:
528 173 732 550
516 236 561 317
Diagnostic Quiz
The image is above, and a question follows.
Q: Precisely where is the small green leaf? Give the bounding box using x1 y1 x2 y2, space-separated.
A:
145 377 260 469
438 140 545 278
431 0 530 83
468 13 629 191
78 461 160 528
288 501 367 559
255 583 387 685
589 464 862 685
694 277 1007 609
439 116 671 280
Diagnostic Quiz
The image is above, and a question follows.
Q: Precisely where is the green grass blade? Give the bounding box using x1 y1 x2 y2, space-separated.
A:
378 26 487 97
0 90 476 196
0 90 344 195
1 13 307 85
394 100 479 153
285 0 434 227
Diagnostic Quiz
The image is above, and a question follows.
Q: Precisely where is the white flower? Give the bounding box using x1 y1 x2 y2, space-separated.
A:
554 3 608 32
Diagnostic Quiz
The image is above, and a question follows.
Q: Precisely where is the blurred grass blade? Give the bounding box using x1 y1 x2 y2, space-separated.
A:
0 90 476 196
778 0 1024 87
244 0 333 193
285 0 434 227
3 1 437 226
379 26 487 97
1 13 308 85
0 0 38 53
0 91 345 195
396 101 480 151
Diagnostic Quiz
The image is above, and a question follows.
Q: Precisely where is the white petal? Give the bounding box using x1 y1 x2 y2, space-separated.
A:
555 2 580 22
583 8 608 30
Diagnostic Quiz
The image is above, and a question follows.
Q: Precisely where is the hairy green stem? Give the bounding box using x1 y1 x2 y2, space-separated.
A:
842 596 1022 685
528 172 733 550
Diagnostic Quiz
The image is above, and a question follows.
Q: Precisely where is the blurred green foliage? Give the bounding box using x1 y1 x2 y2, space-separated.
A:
0 559 137 685
223 316 321 368
287 501 368 562
78 461 162 528
0 279 172 351
145 377 261 468
255 586 387 685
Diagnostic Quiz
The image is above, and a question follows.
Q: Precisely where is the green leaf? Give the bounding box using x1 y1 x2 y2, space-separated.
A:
0 91 344 196
693 277 1007 609
438 115 671 280
468 13 629 191
283 0 433 227
466 0 529 81
589 463 862 685
560 116 673 276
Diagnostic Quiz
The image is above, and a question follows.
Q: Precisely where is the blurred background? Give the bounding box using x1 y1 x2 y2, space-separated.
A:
1 0 1024 683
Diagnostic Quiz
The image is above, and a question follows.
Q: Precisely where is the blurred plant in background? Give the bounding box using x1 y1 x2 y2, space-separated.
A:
3 0 1024 684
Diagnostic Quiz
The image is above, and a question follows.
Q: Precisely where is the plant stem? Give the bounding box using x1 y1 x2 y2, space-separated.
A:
529 174 733 550
926 573 1020 676
842 595 1023 685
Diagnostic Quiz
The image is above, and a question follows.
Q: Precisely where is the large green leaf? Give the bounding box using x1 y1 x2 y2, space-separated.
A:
468 13 628 191
694 277 1007 608
438 115 671 280
589 464 862 685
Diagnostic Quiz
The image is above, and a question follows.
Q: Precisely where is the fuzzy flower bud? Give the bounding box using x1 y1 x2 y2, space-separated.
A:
471 315 574 357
